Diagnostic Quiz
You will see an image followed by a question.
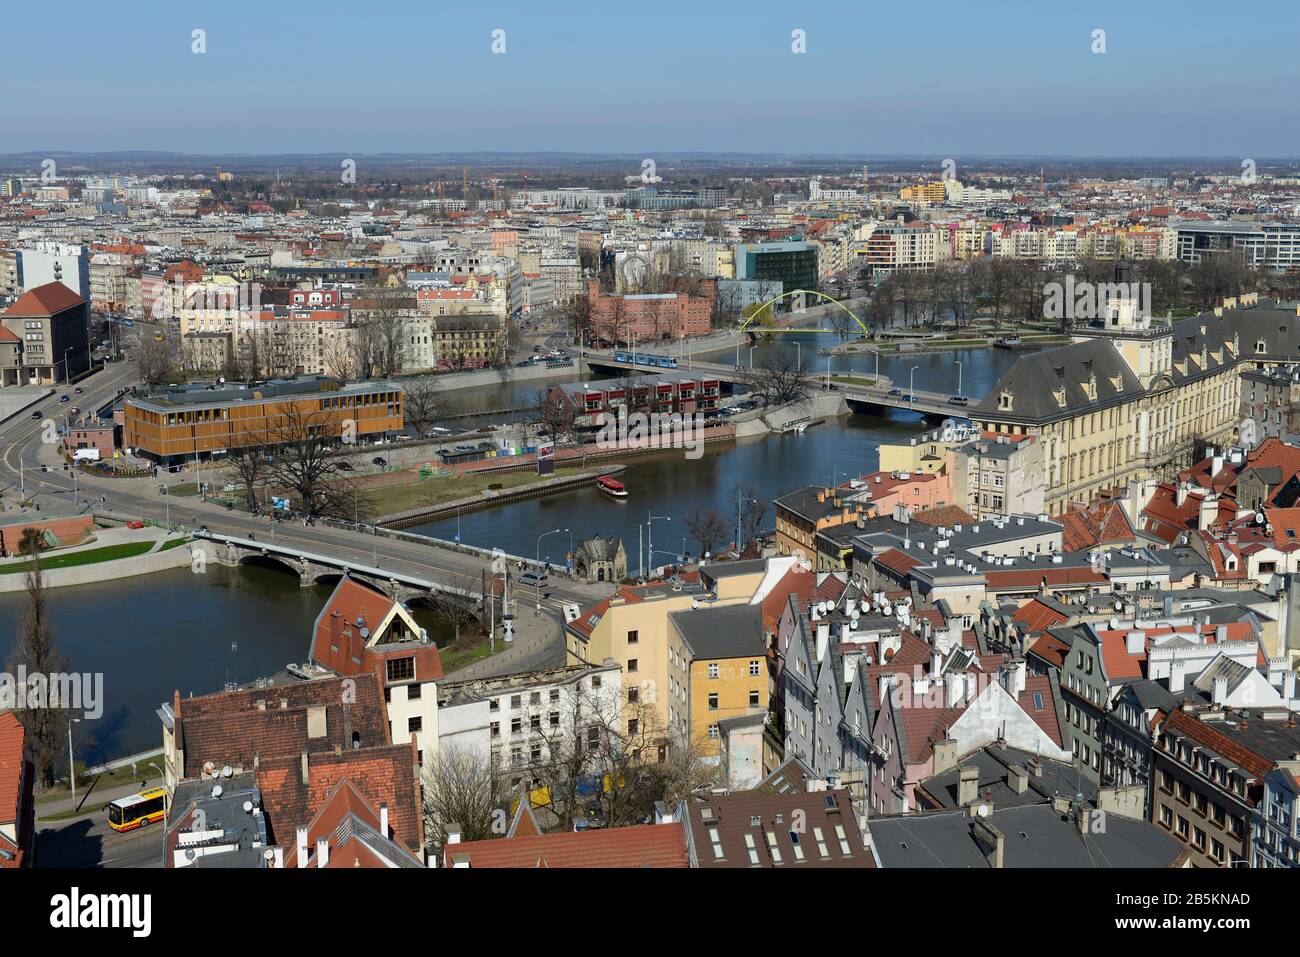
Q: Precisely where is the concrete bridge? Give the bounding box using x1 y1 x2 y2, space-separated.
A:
582 349 973 418
193 531 483 604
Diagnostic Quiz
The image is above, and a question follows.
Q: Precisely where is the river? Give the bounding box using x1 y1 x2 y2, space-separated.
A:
0 335 1023 762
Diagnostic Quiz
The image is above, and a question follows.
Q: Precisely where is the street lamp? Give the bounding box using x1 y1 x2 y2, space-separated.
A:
67 717 82 812
909 364 919 406
647 513 670 576
749 345 757 369
955 359 963 396
536 527 565 564
736 490 757 553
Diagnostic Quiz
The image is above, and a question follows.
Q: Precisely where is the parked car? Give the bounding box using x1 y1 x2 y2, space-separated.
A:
337 461 354 471
454 444 476 453
371 456 387 467
126 520 145 529
31 410 42 419
519 570 549 589
59 395 70 403
948 396 969 406
888 388 903 396
74 387 83 394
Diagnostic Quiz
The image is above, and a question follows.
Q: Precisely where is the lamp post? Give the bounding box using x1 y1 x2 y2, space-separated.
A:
736 490 757 553
647 513 670 577
67 717 82 812
536 528 564 565
955 359 963 396
749 345 757 368
909 364 919 407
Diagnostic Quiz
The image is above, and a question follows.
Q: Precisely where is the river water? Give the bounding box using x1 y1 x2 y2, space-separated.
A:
0 334 1022 761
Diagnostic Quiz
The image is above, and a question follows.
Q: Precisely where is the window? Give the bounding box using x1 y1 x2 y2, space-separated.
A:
628 659 638 673
627 629 639 644
489 698 500 712
708 663 720 679
490 721 499 738
510 695 522 709
550 688 560 702
549 711 560 727
628 718 639 736
707 724 719 739
408 683 422 700
587 727 600 752
749 660 761 677
529 691 541 705
386 657 415 682
744 832 760 865
591 675 601 688
708 693 719 710
627 688 639 704
407 716 422 734
530 715 541 731
511 717 522 734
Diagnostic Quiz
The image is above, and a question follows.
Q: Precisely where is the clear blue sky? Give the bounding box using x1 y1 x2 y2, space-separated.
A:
4 0 1296 157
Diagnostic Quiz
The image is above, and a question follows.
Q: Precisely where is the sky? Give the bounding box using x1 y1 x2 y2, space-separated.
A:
2 0 1297 158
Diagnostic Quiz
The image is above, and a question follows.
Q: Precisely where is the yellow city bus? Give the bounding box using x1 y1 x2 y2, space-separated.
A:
106 787 168 832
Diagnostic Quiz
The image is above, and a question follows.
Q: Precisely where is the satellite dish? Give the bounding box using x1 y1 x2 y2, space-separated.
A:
243 801 254 813
222 765 233 778
203 761 216 777
1256 512 1266 524
185 848 196 861
211 785 224 799
977 803 990 818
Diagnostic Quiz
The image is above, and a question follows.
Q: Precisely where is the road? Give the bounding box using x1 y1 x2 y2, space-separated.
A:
35 775 167 869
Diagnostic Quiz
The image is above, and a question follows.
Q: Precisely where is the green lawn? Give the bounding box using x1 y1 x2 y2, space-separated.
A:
158 536 192 551
440 637 499 673
366 466 587 519
0 541 154 575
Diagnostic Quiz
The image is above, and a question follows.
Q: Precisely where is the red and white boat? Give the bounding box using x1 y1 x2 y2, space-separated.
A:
596 475 627 498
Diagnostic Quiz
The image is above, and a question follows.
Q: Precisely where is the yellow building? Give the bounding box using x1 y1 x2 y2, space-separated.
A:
667 604 768 757
899 180 948 205
972 290 1287 514
563 563 769 754
878 422 981 475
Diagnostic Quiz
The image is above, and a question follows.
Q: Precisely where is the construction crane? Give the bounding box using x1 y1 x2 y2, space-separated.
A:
462 167 469 197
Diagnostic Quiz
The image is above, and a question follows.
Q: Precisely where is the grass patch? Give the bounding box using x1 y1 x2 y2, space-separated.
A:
440 636 499 673
159 536 192 551
831 375 878 387
167 483 201 497
0 542 154 575
365 466 588 519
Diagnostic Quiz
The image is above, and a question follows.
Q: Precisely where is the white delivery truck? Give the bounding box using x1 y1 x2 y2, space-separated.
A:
72 448 101 463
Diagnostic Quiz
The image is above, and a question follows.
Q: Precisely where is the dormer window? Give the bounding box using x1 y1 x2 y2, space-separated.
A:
1257 340 1268 355
998 390 1013 411
1083 375 1098 401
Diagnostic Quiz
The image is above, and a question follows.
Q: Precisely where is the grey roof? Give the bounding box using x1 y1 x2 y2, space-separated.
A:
699 558 768 581
869 802 1184 868
974 336 1145 423
918 746 1095 811
669 603 764 660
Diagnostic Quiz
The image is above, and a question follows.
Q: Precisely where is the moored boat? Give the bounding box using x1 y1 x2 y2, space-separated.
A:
596 475 628 498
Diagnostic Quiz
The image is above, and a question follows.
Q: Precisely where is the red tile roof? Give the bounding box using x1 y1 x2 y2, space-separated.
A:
1163 708 1274 780
0 712 25 828
1054 499 1136 552
4 281 84 317
310 577 443 685
760 566 815 634
1012 598 1070 633
447 822 689 868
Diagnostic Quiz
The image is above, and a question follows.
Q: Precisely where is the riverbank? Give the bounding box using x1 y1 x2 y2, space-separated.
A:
0 524 193 592
826 333 1068 355
375 465 624 527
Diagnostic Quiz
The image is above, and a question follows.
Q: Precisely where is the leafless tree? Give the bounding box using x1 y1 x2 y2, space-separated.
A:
5 539 73 789
526 680 718 832
532 388 573 439
733 483 770 550
135 331 176 388
421 744 510 851
428 590 482 648
323 332 360 381
742 348 809 408
685 505 729 558
226 443 271 511
264 404 353 518
402 377 446 437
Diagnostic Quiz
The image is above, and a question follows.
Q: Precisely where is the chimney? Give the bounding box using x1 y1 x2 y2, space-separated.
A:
380 802 389 837
1286 672 1297 701
271 846 284 868
1011 659 1027 697
946 672 964 708
300 751 309 786
1008 765 1028 794
1215 624 1228 644
1213 675 1228 706
971 817 1004 868
446 824 463 845
316 838 330 868
815 620 830 662
930 645 943 676
932 738 959 775
958 765 979 806
295 826 309 868
1125 630 1144 655
1169 659 1185 694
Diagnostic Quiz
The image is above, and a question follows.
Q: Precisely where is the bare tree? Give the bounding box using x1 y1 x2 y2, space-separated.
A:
741 348 809 408
733 483 770 551
264 404 353 518
6 539 73 789
226 443 271 511
526 679 718 832
402 377 446 438
428 589 482 648
532 388 573 439
421 744 510 851
685 505 728 558
135 331 176 388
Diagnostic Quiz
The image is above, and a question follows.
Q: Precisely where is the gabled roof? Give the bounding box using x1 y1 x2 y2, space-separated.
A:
685 788 873 868
4 281 84 317
282 777 423 868
446 822 689 868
